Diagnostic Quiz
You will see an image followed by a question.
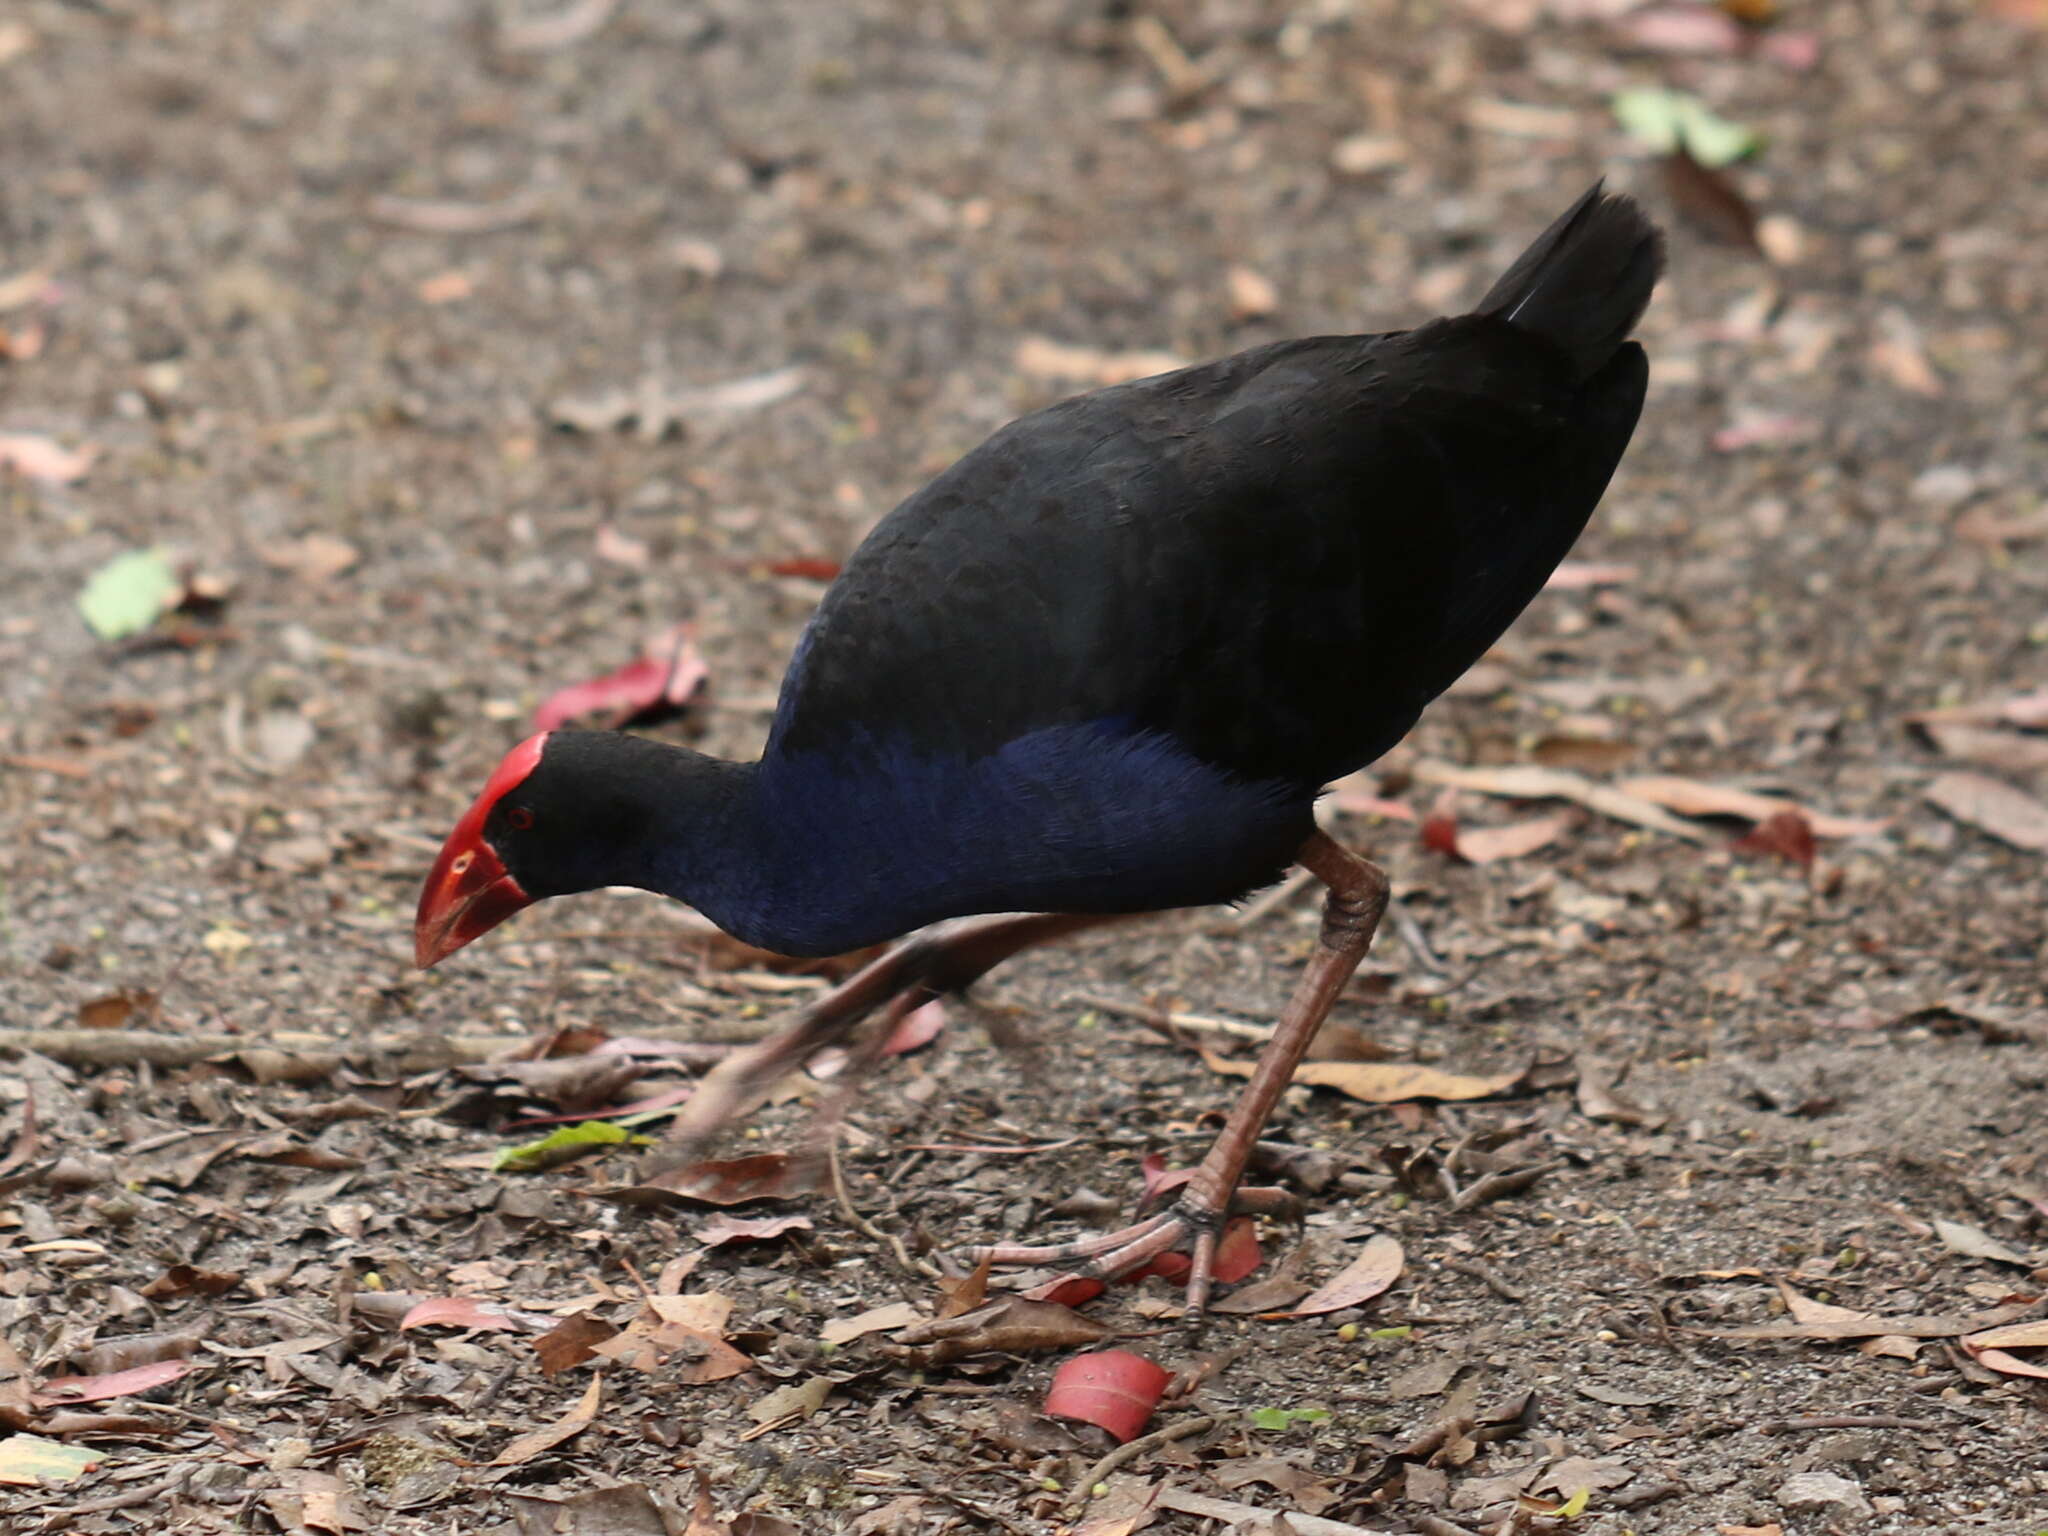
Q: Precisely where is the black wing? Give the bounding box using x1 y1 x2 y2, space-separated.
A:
767 318 1646 790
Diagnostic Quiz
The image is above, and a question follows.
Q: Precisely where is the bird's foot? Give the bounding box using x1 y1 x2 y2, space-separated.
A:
969 1183 1297 1313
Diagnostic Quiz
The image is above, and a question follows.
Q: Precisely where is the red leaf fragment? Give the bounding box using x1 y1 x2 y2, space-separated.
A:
880 998 947 1057
1732 807 1818 872
397 1296 549 1333
1044 1350 1172 1443
32 1359 189 1408
531 623 708 732
766 557 842 581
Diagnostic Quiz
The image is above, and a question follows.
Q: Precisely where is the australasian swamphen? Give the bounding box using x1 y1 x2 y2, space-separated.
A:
417 183 1664 1309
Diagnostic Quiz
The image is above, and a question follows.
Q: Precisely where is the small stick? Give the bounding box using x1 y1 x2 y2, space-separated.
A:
1070 1415 1219 1512
1759 1415 1944 1433
1233 868 1316 928
1445 1259 1527 1302
1068 992 1274 1044
827 1136 939 1280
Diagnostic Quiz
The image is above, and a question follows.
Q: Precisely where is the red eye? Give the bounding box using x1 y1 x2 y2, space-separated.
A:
507 806 535 831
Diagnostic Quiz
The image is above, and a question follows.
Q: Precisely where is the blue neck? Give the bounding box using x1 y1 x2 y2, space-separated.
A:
640 724 1309 958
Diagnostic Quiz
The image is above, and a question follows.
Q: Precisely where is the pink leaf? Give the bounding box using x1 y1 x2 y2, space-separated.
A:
0 432 95 484
694 1213 814 1249
397 1296 547 1333
1044 1350 1171 1443
532 624 707 732
33 1359 189 1407
767 557 842 581
881 999 947 1057
1543 561 1638 590
1277 1234 1405 1317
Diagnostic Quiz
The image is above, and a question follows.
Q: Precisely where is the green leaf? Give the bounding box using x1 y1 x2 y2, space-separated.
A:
0 1434 103 1487
492 1120 648 1173
1610 88 1761 167
77 549 180 642
1248 1404 1332 1432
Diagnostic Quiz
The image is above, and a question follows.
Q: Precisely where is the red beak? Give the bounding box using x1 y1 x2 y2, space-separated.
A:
414 835 531 968
415 733 548 968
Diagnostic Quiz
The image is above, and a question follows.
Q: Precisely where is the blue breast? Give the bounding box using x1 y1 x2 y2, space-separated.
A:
704 722 1313 956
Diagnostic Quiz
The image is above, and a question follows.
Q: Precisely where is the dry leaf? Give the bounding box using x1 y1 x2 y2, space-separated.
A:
1732 808 1818 872
1916 722 2048 775
820 1301 924 1347
1280 1235 1405 1316
1203 1048 1528 1105
31 1359 189 1408
1924 772 2048 852
534 1312 619 1375
634 1152 815 1207
882 1297 1110 1367
694 1214 812 1249
1933 1218 2033 1267
1662 147 1761 252
937 1254 993 1319
1412 760 1714 843
397 1296 550 1333
1446 810 1576 864
1013 336 1185 386
0 432 95 483
1226 266 1278 320
747 1375 831 1426
492 1373 601 1466
1618 777 1887 838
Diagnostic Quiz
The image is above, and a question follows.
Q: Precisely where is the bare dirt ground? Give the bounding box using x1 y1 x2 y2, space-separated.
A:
2 1 2046 1532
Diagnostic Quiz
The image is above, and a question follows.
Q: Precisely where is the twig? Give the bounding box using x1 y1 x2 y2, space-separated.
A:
1155 1486 1398 1535
1069 1415 1218 1512
0 1020 788 1072
1233 868 1316 928
1068 992 1274 1044
1445 1259 1527 1302
828 1136 939 1280
1759 1414 1944 1433
1388 895 1448 974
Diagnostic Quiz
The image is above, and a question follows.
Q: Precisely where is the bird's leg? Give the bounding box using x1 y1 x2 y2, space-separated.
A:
973 832 1389 1311
646 911 1124 1167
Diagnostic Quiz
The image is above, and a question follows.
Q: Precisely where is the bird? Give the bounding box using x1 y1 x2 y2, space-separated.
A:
416 183 1664 1310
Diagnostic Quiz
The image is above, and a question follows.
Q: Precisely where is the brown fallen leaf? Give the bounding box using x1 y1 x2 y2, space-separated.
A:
1445 810 1576 864
820 1301 924 1347
492 1373 601 1466
534 1312 620 1374
1960 1320 2048 1350
1711 412 1821 453
1618 776 1887 839
1530 735 1638 774
1963 1346 2048 1380
937 1254 993 1320
1732 808 1818 872
1575 1060 1666 1129
138 1264 240 1301
631 1152 817 1206
1933 1218 2035 1267
1013 335 1186 387
747 1374 831 1427
1662 146 1761 252
1915 721 2048 775
1543 561 1637 590
1412 760 1713 843
590 1295 752 1383
1203 1048 1529 1105
497 0 618 53
881 1297 1111 1367
1924 771 2048 852
365 191 542 234
1279 1234 1405 1317
1906 687 2048 730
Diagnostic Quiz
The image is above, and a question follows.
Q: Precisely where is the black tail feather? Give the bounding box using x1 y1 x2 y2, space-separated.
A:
1475 182 1665 382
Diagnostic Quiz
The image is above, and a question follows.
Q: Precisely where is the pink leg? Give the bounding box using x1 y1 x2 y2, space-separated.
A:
973 832 1389 1311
